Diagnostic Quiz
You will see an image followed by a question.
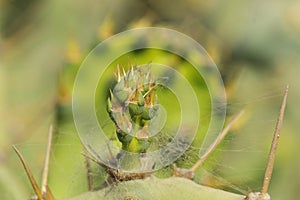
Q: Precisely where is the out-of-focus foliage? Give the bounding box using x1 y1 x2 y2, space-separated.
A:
0 0 299 200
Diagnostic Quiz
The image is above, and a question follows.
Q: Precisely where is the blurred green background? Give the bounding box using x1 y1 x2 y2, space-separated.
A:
0 0 299 200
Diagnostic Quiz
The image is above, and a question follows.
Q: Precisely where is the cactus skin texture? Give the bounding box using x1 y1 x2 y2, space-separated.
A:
66 177 245 200
107 65 159 153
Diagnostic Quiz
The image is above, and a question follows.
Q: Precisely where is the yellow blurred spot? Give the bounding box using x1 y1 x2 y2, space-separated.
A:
206 39 221 64
129 15 153 28
65 38 81 64
225 73 242 100
98 17 115 40
58 84 71 105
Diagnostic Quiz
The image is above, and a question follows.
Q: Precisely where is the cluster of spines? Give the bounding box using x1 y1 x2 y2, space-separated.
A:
107 65 159 153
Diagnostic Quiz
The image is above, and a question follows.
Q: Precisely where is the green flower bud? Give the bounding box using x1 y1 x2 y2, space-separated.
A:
111 111 132 133
137 91 145 106
141 107 158 120
116 130 133 144
128 103 144 117
114 90 130 104
107 65 159 153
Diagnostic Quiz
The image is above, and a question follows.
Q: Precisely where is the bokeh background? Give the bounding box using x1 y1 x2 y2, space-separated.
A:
0 0 299 200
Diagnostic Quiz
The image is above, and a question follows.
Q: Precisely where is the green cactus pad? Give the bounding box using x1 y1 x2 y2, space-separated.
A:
66 177 245 200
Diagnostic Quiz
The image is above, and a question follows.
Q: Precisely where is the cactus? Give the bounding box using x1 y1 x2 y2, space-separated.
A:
14 70 288 200
107 65 159 153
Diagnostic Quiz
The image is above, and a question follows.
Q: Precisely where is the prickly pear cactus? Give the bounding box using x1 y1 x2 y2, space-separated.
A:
107 65 159 153
14 64 285 200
